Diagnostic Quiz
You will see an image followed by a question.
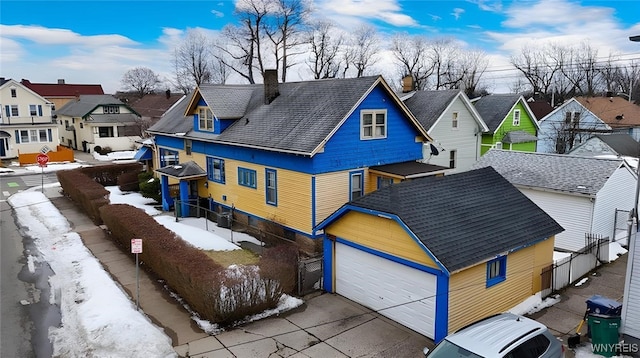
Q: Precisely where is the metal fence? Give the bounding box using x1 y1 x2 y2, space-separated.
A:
540 234 610 298
298 257 324 296
613 209 631 243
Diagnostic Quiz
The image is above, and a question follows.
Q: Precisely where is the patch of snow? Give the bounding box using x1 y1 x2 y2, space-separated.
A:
509 292 561 316
554 251 571 262
608 241 628 261
575 277 589 287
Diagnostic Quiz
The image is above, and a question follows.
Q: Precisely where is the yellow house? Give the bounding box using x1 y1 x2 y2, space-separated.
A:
317 167 563 343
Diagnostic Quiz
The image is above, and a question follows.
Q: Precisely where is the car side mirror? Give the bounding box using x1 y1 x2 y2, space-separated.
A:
423 347 430 357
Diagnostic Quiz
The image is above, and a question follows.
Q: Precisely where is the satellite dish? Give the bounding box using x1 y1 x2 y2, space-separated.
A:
430 143 440 156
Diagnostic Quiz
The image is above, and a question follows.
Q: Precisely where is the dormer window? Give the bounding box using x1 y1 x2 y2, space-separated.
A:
104 105 120 114
10 88 17 98
512 110 521 126
199 108 213 131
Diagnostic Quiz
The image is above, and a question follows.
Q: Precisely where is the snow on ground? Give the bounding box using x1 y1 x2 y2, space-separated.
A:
509 292 562 316
5 159 303 356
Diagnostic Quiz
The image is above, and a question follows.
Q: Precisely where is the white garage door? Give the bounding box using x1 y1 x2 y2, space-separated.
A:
335 242 436 339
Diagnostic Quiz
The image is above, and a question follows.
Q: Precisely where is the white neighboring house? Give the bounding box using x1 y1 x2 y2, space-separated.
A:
400 89 488 172
55 94 142 153
622 229 640 350
0 78 57 159
473 149 637 252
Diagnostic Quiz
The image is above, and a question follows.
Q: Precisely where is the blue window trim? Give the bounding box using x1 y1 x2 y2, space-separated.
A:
238 167 257 188
207 157 225 184
486 256 507 288
349 170 364 200
159 148 179 167
265 168 277 206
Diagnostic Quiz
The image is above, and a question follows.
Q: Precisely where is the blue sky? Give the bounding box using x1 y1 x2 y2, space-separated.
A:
1 0 639 93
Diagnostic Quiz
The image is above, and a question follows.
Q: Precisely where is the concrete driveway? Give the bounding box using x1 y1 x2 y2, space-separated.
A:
175 293 433 357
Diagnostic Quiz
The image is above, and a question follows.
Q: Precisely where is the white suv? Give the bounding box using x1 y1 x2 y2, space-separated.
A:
424 313 565 358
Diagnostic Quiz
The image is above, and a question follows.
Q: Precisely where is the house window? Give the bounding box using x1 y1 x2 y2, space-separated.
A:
377 176 394 189
361 110 387 139
238 167 257 188
98 126 114 138
512 110 521 126
449 150 457 169
17 129 50 143
350 171 364 200
265 169 277 206
10 88 17 97
207 157 225 183
29 105 38 116
159 148 178 167
198 108 213 131
104 105 120 114
564 111 580 124
452 112 459 129
10 105 19 117
185 139 192 155
486 256 507 287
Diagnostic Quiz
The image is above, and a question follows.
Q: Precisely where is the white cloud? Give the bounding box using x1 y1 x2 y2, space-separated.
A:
211 9 224 18
0 24 137 47
468 0 503 12
451 8 465 20
317 0 419 27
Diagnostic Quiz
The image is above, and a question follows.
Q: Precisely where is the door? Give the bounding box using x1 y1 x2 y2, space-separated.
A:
335 242 437 339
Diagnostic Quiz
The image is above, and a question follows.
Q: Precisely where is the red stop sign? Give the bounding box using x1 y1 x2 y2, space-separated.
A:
36 153 49 167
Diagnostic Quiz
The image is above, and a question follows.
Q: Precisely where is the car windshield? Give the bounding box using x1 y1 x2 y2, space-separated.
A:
427 340 484 358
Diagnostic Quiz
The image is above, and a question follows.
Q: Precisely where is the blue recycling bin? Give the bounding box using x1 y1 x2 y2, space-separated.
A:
586 295 622 316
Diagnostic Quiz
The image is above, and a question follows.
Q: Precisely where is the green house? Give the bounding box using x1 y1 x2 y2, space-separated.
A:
473 94 539 155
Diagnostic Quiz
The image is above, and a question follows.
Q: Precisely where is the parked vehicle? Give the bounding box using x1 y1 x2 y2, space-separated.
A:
424 312 565 358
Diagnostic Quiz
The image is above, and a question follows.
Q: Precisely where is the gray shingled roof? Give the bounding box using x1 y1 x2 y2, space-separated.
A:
148 76 415 155
148 95 192 134
346 167 563 272
473 94 522 132
403 90 459 130
54 95 133 117
594 134 640 157
87 113 139 124
198 86 258 119
155 161 206 179
471 150 624 196
502 130 538 144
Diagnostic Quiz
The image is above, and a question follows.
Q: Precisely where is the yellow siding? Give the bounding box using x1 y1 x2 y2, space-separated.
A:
315 170 378 225
448 243 545 333
325 211 438 269
532 236 555 292
188 153 313 234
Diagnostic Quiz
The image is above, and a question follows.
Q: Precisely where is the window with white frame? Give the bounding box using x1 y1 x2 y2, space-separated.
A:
486 256 507 287
185 139 192 155
452 111 459 129
10 88 17 98
98 127 114 138
5 105 19 117
350 171 364 200
361 110 387 139
159 148 178 167
16 129 50 143
512 110 521 126
564 111 581 125
198 107 213 131
104 105 120 114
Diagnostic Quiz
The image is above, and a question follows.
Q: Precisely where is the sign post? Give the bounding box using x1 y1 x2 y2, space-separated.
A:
131 238 143 310
36 153 49 192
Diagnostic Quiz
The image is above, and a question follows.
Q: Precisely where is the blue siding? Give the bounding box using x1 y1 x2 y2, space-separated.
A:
323 236 334 292
435 274 449 343
153 85 424 174
312 85 424 171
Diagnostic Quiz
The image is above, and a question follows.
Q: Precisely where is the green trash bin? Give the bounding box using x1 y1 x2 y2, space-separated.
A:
588 313 621 357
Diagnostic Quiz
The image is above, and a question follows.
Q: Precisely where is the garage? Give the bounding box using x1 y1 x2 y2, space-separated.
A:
335 242 436 339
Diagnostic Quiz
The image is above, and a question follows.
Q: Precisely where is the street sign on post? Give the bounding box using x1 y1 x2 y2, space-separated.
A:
131 238 142 310
36 153 49 167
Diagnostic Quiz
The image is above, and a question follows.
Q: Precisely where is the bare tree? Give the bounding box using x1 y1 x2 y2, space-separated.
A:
121 67 160 98
306 20 343 79
173 29 213 89
263 0 310 82
458 49 488 98
345 25 380 78
390 34 435 90
540 108 609 154
510 44 561 95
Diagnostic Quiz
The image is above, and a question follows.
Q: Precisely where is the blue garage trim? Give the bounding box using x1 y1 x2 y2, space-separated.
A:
434 274 449 343
318 205 450 275
311 176 316 236
323 236 334 292
335 237 444 276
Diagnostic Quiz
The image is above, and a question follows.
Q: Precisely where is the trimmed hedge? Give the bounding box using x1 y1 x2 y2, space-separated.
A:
57 169 110 225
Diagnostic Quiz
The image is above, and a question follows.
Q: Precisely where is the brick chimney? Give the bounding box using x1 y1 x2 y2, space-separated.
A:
58 79 65 84
165 89 171 99
402 74 415 93
263 69 279 104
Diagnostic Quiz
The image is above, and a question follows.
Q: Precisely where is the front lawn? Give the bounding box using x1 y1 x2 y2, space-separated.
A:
204 249 259 267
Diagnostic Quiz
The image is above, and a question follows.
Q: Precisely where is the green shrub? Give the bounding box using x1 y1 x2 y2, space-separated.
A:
138 172 161 203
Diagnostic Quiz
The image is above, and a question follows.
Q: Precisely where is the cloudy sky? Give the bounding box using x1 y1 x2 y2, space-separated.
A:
1 0 639 94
